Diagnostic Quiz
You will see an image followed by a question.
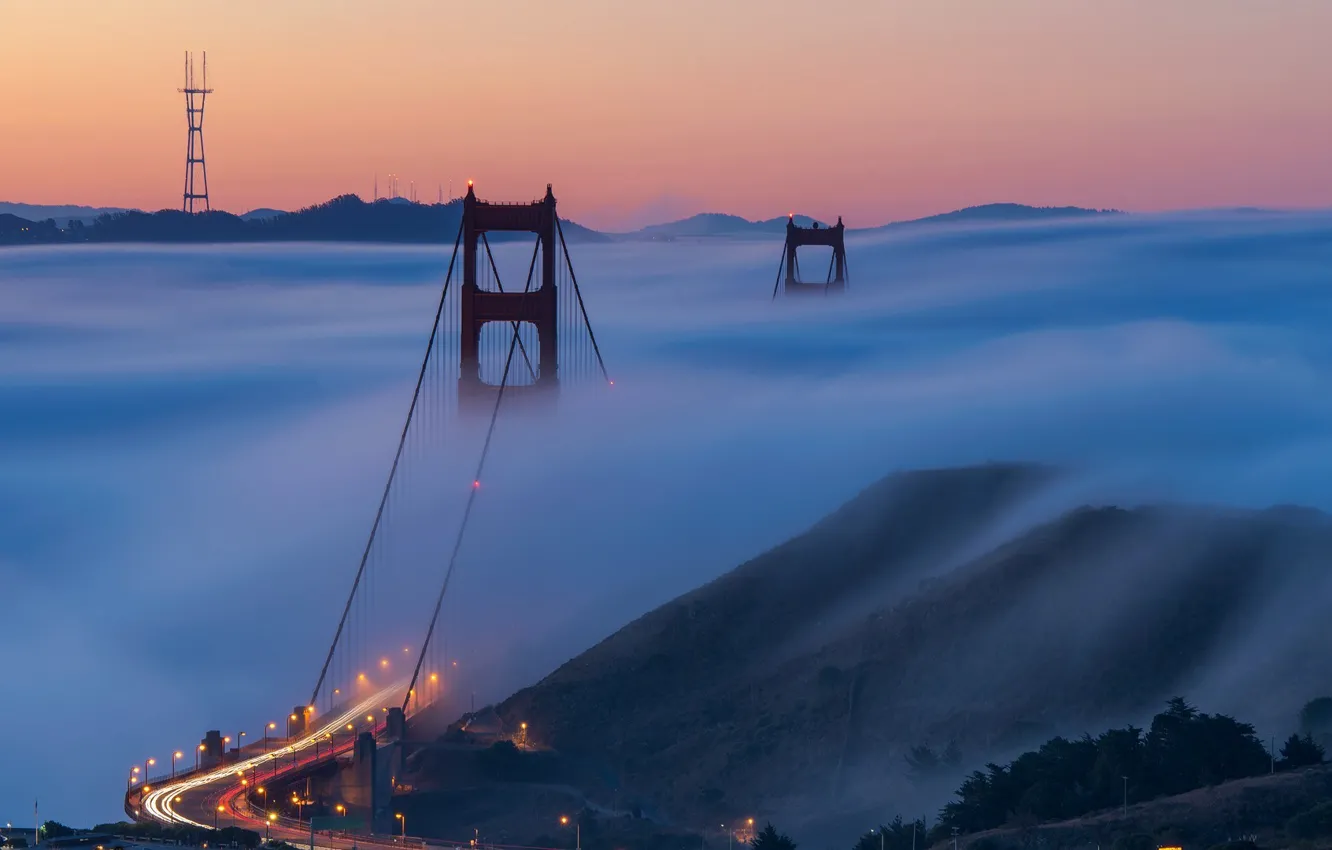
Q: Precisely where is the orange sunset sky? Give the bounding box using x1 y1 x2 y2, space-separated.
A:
1 0 1330 230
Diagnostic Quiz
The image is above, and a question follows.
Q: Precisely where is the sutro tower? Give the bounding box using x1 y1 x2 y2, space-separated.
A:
179 51 214 213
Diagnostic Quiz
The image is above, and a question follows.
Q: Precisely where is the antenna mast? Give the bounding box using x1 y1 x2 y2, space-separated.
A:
180 50 215 213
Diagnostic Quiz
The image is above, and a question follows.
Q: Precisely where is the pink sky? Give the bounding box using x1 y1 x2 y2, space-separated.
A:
1 0 1330 229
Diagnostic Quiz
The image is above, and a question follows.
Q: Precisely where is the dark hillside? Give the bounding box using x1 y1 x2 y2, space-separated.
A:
472 466 1332 842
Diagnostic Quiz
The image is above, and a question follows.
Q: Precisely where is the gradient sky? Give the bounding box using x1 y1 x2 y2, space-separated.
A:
2 0 1331 228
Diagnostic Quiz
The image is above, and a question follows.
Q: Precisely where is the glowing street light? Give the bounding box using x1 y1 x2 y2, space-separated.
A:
267 812 277 841
395 813 406 838
214 804 225 830
144 757 156 785
559 815 580 850
265 722 277 750
171 750 184 779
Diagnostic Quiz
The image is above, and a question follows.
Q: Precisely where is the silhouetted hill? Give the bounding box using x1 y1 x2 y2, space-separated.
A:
630 213 828 240
0 213 63 244
884 203 1119 228
0 194 607 246
465 464 1332 842
240 207 287 221
618 204 1116 241
0 201 130 226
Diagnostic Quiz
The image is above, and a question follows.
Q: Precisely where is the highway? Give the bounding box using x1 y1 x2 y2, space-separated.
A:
135 684 423 850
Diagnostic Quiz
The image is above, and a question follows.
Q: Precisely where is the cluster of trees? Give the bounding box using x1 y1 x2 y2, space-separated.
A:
936 698 1324 835
0 194 602 246
750 697 1332 850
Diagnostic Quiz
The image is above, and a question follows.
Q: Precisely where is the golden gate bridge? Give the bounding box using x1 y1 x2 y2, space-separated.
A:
126 182 609 846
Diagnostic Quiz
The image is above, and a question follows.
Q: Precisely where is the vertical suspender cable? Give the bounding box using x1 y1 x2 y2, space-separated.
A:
307 220 464 708
402 245 539 712
556 218 611 384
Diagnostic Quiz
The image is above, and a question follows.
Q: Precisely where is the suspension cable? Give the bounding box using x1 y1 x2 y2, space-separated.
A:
401 242 541 713
556 217 611 384
308 220 463 708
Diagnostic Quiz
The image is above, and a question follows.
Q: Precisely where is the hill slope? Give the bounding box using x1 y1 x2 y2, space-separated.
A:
481 464 1332 839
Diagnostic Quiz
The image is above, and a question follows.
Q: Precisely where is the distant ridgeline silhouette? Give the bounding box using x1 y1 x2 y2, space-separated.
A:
0 198 1124 246
0 195 608 246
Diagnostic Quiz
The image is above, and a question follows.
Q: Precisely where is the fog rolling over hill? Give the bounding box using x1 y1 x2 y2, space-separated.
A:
479 463 1332 842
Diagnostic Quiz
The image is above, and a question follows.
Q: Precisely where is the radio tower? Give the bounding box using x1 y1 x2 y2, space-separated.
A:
180 51 214 213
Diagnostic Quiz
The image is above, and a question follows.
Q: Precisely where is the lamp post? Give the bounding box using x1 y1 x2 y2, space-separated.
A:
235 730 247 755
265 722 277 750
267 812 276 841
197 743 205 770
144 757 156 785
215 804 224 830
559 816 579 850
395 813 406 840
171 751 184 779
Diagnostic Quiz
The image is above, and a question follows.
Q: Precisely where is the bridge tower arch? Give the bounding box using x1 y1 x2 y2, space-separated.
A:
772 214 849 297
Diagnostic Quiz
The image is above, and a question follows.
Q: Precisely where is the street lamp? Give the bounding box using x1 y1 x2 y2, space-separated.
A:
172 751 184 779
144 757 156 784
197 743 206 770
236 730 247 754
559 815 580 850
267 812 276 841
395 812 406 839
265 722 277 749
215 804 225 830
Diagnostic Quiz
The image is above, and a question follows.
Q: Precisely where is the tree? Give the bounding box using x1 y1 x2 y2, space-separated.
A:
1300 697 1332 752
39 822 76 840
905 744 940 780
937 698 1271 837
751 824 796 850
1299 697 1332 736
1278 733 1325 769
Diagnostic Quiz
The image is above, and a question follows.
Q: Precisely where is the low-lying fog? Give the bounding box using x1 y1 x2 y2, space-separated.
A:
3 209 1332 824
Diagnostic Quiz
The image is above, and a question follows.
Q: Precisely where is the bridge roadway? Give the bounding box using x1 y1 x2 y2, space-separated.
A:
135 685 424 850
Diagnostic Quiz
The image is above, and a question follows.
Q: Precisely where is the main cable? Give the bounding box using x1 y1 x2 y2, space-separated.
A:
308 220 464 708
402 242 541 713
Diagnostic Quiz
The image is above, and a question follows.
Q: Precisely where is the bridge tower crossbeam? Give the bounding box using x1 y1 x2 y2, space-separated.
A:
772 214 849 297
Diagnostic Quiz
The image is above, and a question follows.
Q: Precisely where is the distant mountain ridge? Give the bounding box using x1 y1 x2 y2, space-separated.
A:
0 199 1127 247
618 203 1120 241
0 201 131 226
